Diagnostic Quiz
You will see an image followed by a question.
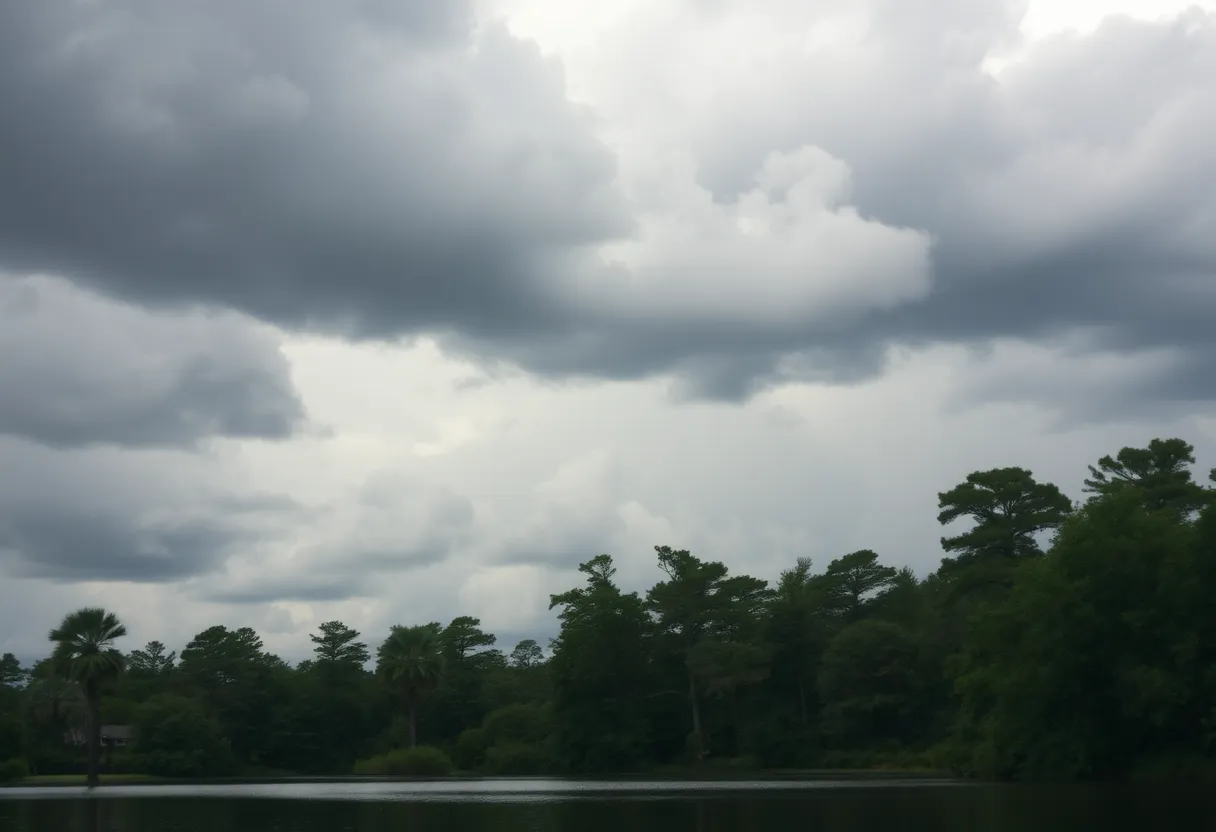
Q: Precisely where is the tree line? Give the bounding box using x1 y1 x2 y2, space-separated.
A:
2 437 1214 784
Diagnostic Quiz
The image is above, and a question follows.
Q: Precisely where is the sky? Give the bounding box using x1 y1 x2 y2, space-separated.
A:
2 0 1216 663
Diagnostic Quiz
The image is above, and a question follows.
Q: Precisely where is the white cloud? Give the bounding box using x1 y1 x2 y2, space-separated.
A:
563 145 932 328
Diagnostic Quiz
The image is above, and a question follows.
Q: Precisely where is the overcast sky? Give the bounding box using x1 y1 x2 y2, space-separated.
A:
2 0 1215 663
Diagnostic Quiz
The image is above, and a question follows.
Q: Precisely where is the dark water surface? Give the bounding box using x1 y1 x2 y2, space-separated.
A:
2 778 1213 831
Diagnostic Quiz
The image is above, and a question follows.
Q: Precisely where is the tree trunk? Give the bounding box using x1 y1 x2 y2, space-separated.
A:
688 669 702 738
731 685 742 757
86 687 101 789
408 700 418 748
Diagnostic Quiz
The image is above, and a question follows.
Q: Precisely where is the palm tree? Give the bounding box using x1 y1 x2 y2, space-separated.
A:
48 608 127 788
376 624 445 748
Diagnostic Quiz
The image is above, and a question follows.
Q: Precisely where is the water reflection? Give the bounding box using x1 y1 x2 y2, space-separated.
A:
1 781 1214 832
0 777 956 802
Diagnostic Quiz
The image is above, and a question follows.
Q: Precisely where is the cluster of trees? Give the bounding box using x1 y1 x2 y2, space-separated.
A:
2 437 1214 784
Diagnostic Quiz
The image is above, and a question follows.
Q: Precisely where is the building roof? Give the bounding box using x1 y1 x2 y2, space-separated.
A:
100 725 134 740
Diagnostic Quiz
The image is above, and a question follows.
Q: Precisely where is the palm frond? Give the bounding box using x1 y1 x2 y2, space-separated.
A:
48 607 128 684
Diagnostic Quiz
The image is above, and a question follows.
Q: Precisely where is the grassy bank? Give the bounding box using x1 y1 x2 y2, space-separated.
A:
7 773 170 787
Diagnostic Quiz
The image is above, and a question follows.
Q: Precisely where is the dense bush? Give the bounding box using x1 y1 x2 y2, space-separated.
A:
451 705 555 772
106 752 144 774
818 620 922 747
482 703 552 747
24 753 85 776
452 727 488 770
481 741 552 775
134 695 236 777
817 748 935 771
752 716 818 768
352 746 454 777
0 757 29 781
0 715 23 761
1126 752 1216 783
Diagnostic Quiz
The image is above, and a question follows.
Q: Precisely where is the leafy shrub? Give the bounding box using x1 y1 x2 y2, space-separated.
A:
1128 752 1216 782
140 751 213 779
0 757 29 782
753 717 818 768
481 741 552 775
107 752 143 775
353 746 454 777
0 715 23 761
482 704 552 746
453 705 555 772
702 754 761 771
134 695 236 777
817 748 936 771
452 727 489 771
25 753 85 776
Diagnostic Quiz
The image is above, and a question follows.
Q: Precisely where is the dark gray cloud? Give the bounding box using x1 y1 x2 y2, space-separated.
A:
0 438 301 582
206 574 375 605
0 510 245 583
0 0 626 338
195 471 476 604
0 275 305 448
0 0 1213 408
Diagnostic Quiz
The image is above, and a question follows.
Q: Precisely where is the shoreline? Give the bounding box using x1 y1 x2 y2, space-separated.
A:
2 768 951 789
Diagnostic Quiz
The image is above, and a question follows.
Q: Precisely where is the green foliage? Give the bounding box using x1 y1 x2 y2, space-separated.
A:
452 727 489 770
1126 751 1216 782
0 653 23 688
177 625 291 764
0 714 23 761
645 546 771 751
821 550 898 621
481 703 552 746
133 695 235 778
819 620 922 747
0 757 30 782
352 746 454 776
48 607 127 788
377 624 445 748
310 621 370 668
953 486 1208 779
451 703 559 773
764 557 828 735
482 742 552 775
439 617 496 660
1084 438 1213 515
937 468 1072 600
509 639 544 669
49 608 128 682
549 555 652 772
127 641 175 676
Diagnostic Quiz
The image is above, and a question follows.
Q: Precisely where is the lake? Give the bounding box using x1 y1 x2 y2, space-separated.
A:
2 778 1214 831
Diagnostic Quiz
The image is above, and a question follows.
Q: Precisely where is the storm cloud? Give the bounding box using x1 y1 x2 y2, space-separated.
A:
0 0 628 338
0 439 301 582
193 471 477 605
0 0 940 401
8 2 1213 403
0 275 305 448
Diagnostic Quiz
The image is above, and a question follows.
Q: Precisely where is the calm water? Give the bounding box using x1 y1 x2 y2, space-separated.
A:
2 779 1214 831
